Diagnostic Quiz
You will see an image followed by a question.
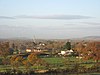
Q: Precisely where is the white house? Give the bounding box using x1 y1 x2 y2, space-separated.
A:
58 50 74 56
26 49 32 52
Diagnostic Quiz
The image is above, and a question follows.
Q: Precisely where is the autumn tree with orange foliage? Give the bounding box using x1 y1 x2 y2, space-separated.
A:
74 42 100 62
22 60 31 73
27 53 49 70
0 42 10 58
74 42 85 57
0 42 10 65
27 53 38 65
83 42 100 62
10 55 23 70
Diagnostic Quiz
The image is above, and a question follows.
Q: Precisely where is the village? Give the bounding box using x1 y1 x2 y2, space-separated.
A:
7 39 77 58
0 38 100 75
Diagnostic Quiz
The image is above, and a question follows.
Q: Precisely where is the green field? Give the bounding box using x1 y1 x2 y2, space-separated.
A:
43 57 64 64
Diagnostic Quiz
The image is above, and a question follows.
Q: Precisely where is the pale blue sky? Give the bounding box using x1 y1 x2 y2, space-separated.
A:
0 0 100 39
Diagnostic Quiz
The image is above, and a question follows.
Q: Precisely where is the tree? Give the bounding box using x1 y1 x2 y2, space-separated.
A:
74 42 100 63
12 43 15 49
27 53 38 65
74 42 85 55
83 42 100 62
10 55 18 70
0 42 10 58
0 42 10 65
63 41 71 50
10 55 23 70
27 53 49 70
22 60 31 73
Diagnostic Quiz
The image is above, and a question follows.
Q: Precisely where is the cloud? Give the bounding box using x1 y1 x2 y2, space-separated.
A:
0 15 93 20
0 16 15 19
81 22 100 26
0 25 28 30
15 15 92 20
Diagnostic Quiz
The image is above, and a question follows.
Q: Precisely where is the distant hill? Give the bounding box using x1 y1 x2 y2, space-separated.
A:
83 36 100 40
0 36 100 42
0 37 31 40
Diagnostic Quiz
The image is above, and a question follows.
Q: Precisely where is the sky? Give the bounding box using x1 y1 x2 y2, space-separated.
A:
0 0 100 39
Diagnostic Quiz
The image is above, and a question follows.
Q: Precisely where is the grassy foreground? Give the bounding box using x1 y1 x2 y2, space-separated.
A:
0 56 100 74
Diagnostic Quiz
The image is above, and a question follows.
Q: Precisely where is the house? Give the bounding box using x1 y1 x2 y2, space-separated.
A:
26 48 32 53
58 50 74 56
66 50 74 55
